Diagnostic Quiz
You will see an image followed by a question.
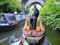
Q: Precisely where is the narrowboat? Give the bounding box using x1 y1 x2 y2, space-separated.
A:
11 16 45 45
0 13 18 31
23 16 45 45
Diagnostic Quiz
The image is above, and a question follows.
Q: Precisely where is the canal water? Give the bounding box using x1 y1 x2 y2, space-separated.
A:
0 22 24 45
0 24 52 45
0 15 52 45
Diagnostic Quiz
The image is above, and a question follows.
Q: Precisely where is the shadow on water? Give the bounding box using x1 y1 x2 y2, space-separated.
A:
29 36 52 45
41 36 52 45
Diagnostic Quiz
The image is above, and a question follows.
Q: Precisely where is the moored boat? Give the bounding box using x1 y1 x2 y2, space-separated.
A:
0 13 25 31
11 16 45 45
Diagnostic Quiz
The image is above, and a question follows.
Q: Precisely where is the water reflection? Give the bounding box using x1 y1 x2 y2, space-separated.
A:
10 36 52 45
0 23 24 45
41 37 48 45
0 27 52 45
8 33 21 45
0 16 52 45
0 30 52 45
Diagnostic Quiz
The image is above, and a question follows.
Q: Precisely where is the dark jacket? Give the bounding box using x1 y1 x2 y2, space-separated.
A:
34 8 39 17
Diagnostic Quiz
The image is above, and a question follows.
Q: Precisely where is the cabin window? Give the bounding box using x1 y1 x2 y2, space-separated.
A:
0 16 5 22
8 16 16 21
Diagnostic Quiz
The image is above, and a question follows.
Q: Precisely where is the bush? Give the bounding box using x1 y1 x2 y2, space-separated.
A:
0 0 22 13
25 3 29 14
40 0 60 29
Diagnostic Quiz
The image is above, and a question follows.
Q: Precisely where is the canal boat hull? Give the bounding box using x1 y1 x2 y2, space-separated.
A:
0 19 25 31
0 13 25 31
22 16 45 44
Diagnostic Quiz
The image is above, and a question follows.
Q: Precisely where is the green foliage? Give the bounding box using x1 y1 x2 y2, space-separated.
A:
40 0 60 29
0 0 22 13
56 0 60 1
25 3 29 14
30 6 34 15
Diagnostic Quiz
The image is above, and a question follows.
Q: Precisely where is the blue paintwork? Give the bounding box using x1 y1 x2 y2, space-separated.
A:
0 13 17 26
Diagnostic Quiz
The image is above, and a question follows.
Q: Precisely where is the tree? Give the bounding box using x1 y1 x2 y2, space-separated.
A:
0 0 22 13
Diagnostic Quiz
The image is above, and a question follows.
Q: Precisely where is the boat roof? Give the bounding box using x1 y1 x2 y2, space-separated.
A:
4 13 15 17
4 13 16 23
